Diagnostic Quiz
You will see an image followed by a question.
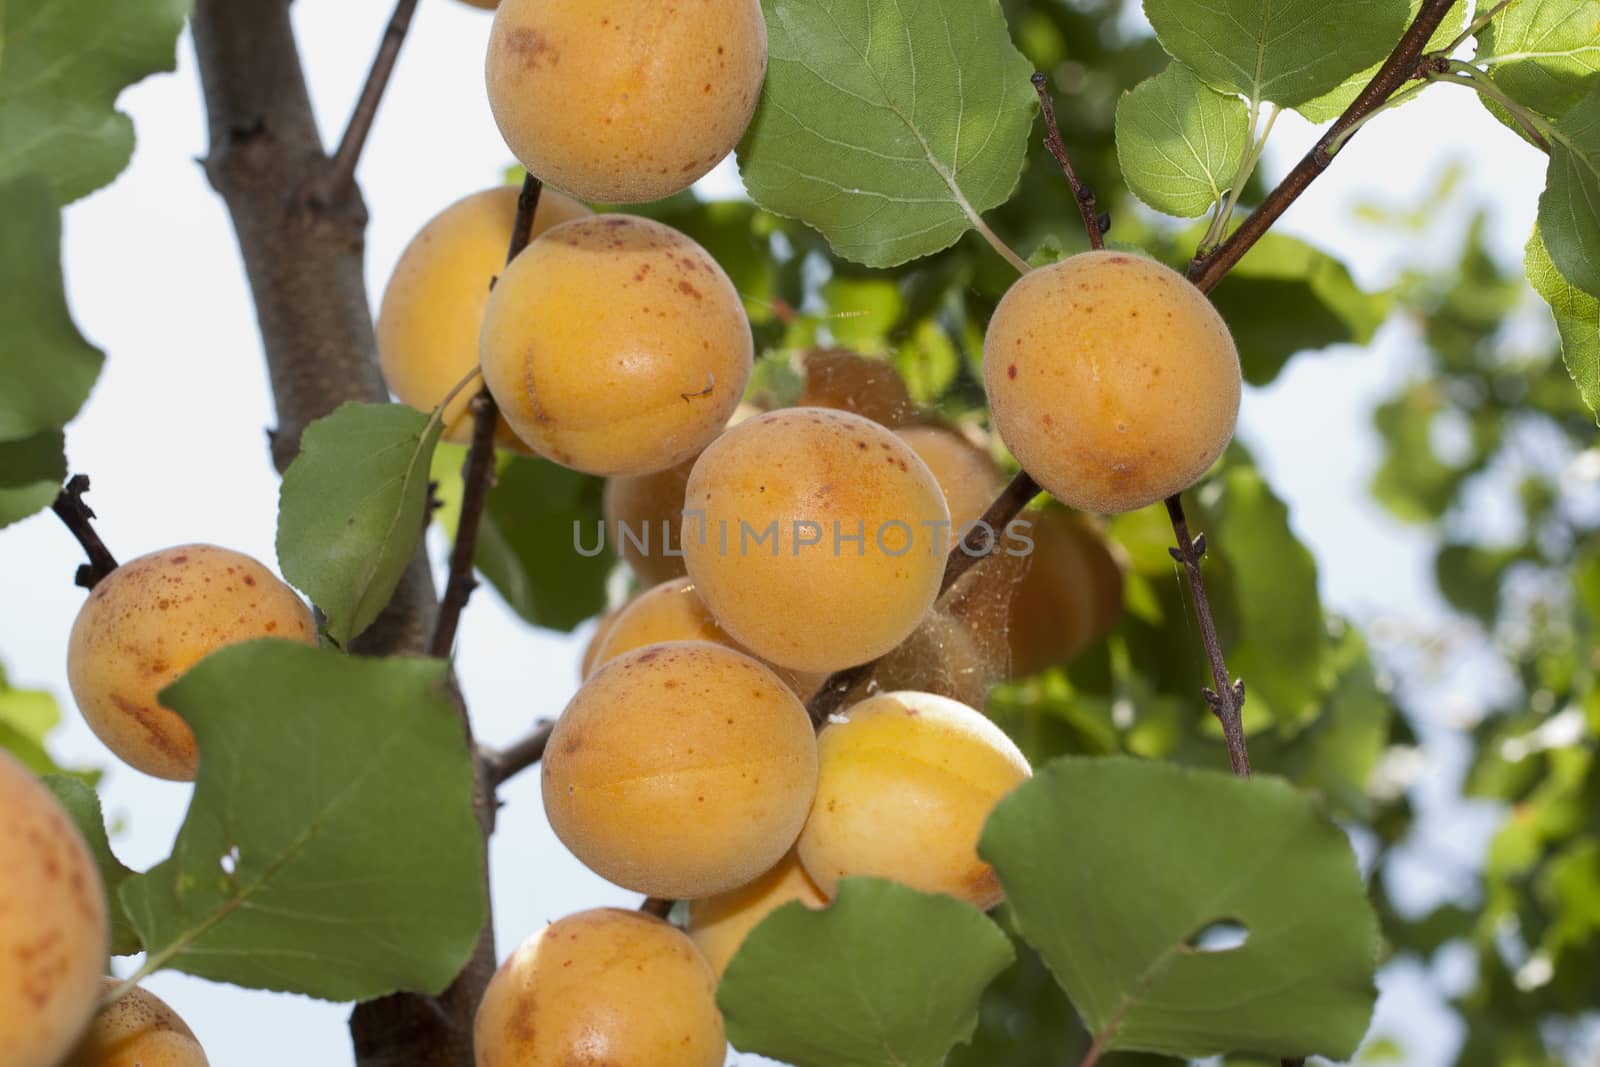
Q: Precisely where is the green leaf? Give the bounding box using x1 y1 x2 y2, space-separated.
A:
0 431 64 529
432 447 611 633
737 0 1037 267
1480 0 1600 122
1115 63 1251 218
1527 223 1600 421
0 178 104 441
1298 0 1468 123
0 663 96 783
0 0 189 204
981 756 1378 1061
1539 85 1600 299
41 775 140 956
120 641 485 999
1206 231 1389 385
1143 0 1409 108
719 878 1014 1067
277 403 442 646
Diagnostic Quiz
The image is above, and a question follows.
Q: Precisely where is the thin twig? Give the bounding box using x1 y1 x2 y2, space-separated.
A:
640 897 674 918
315 0 421 204
428 173 544 659
1031 73 1104 250
50 475 119 589
1165 495 1251 778
485 721 555 787
1444 0 1511 54
1188 0 1462 292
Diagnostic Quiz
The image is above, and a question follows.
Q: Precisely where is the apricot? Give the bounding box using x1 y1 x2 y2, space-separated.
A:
687 849 827 978
480 215 753 476
66 980 208 1067
377 185 589 449
796 349 916 427
457 0 496 7
896 426 1005 531
603 454 695 586
579 608 622 679
485 0 766 203
475 909 723 1067
0 750 107 1067
1004 509 1124 677
66 545 317 781
984 250 1240 514
542 642 817 898
797 691 1031 909
683 408 951 673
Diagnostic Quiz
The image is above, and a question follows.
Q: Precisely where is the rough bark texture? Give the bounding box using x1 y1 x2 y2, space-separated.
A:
190 2 493 1063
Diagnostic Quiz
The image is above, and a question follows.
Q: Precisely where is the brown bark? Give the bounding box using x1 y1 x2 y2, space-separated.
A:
190 2 492 1062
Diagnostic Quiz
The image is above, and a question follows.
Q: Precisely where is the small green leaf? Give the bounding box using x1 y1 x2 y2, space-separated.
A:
0 663 97 783
1115 63 1251 218
41 775 140 956
1298 0 1468 123
0 0 190 204
121 641 485 999
0 177 104 442
1539 85 1600 299
719 878 1014 1067
981 756 1378 1061
277 402 443 646
1528 223 1600 422
1480 0 1600 122
0 431 64 529
737 0 1036 267
1144 0 1409 107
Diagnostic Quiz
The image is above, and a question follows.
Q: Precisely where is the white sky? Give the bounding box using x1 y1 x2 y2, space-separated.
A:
0 0 1556 1063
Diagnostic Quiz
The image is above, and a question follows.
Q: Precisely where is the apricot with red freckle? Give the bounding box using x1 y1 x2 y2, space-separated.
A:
65 980 210 1067
480 215 752 476
0 749 107 1067
475 908 723 1067
895 425 1005 531
984 250 1240 514
66 545 317 781
796 349 917 427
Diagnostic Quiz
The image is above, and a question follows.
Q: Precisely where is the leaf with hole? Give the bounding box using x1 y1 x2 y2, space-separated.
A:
1115 63 1251 218
718 877 1014 1067
119 642 485 999
1527 223 1600 422
1144 0 1409 108
42 775 140 956
737 0 1036 267
277 402 443 646
981 756 1378 1061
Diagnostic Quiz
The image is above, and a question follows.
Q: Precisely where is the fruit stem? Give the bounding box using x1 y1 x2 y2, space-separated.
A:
50 474 120 590
428 174 544 660
1031 73 1105 252
314 0 422 206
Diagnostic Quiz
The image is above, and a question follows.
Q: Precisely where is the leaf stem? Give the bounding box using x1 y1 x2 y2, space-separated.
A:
1428 60 1554 152
1031 73 1105 250
313 0 421 205
1443 0 1513 55
972 212 1032 274
100 957 161 1011
50 474 119 589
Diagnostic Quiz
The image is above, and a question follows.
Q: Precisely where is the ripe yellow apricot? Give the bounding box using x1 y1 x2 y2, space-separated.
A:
377 186 589 449
1004 509 1124 677
543 642 818 898
0 750 107 1067
896 426 1005 531
480 215 753 476
485 0 766 203
798 691 1031 909
687 849 828 978
683 408 951 673
66 545 317 781
984 250 1240 514
66 980 208 1067
603 454 695 586
475 909 723 1067
797 349 917 427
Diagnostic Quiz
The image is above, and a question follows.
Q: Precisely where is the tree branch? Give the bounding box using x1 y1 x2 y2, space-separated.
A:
484 720 554 788
429 174 543 658
1031 73 1105 251
50 474 119 589
1187 0 1461 292
314 0 422 206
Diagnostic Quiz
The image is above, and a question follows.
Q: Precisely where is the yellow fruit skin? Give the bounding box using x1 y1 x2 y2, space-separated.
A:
475 909 724 1067
0 750 107 1067
895 426 1005 531
1005 510 1124 677
683 408 951 673
687 849 827 979
377 186 590 449
798 691 1031 910
603 454 696 586
480 215 753 476
66 545 317 781
66 980 209 1067
983 250 1241 514
797 350 916 427
542 642 818 898
457 0 497 8
485 0 766 203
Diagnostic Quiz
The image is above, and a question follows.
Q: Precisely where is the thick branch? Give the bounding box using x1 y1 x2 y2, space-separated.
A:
1188 0 1460 292
315 0 422 205
50 475 119 589
1031 74 1105 251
